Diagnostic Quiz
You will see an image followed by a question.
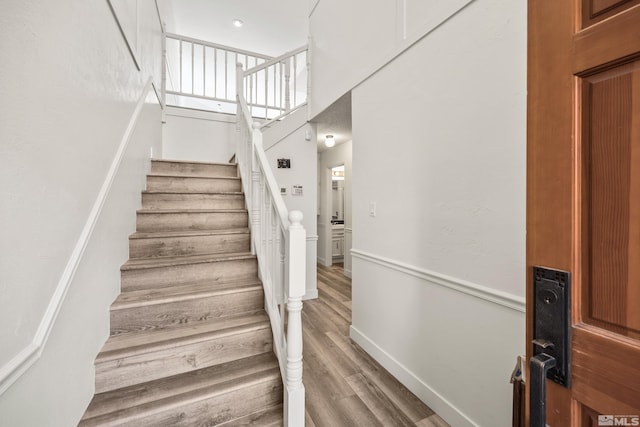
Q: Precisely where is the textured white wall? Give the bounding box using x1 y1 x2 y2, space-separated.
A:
309 0 473 118
0 0 162 424
311 0 527 425
352 0 526 297
162 107 236 163
263 110 318 299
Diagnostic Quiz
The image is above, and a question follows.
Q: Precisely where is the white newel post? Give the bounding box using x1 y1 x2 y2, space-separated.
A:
285 210 305 426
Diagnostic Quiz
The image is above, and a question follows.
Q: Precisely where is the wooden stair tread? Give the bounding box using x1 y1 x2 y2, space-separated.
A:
121 252 256 271
81 353 280 423
112 280 263 310
97 312 270 361
151 159 236 167
147 174 240 181
130 228 250 240
142 190 244 195
137 208 248 214
216 404 284 426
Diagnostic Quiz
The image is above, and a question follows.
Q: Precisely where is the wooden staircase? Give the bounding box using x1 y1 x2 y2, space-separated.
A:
80 160 283 427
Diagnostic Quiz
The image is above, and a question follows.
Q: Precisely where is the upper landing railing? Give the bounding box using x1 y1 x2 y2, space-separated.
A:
164 32 307 120
241 45 308 121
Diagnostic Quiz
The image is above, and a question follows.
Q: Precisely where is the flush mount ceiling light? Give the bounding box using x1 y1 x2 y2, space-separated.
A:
232 19 244 28
325 135 335 148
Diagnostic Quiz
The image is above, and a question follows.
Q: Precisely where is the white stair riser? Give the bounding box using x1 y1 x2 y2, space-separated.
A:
147 176 241 193
95 327 272 394
128 380 281 427
136 211 248 233
151 161 237 178
82 376 282 427
121 258 258 291
142 193 245 210
129 233 250 258
110 289 264 335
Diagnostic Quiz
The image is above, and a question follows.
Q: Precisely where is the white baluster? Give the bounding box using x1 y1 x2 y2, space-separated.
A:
285 210 305 427
250 122 261 255
236 62 244 104
284 57 291 112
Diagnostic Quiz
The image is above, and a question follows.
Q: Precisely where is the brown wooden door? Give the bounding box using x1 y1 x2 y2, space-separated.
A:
527 1 640 426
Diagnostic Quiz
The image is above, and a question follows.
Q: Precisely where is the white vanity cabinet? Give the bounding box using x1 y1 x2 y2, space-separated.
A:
331 224 345 259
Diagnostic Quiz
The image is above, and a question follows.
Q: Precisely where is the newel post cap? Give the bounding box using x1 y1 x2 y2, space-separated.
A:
236 62 244 69
252 122 262 130
289 210 303 226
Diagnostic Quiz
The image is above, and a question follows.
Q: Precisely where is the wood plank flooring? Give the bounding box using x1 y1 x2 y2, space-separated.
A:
304 263 450 427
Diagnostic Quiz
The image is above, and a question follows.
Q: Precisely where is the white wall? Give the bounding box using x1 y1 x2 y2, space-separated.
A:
317 141 352 276
309 0 474 118
263 109 318 299
0 0 162 424
312 0 527 426
162 107 236 163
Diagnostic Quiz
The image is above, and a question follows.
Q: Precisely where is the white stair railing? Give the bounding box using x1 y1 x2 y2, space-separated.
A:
164 33 272 112
164 32 307 121
235 64 306 426
242 45 308 121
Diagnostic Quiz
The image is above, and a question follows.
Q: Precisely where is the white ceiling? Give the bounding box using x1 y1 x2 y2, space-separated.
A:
313 92 352 152
157 0 309 57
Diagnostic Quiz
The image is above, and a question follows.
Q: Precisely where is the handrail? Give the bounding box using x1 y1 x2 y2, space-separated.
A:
166 32 272 60
236 63 306 426
243 45 307 76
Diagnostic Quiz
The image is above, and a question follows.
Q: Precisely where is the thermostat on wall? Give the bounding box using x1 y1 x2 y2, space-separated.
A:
277 158 291 168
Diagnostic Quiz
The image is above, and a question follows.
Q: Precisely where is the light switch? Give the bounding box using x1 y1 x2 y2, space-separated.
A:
369 202 376 217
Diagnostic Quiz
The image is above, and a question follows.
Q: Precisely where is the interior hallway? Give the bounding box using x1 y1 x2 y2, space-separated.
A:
303 263 450 427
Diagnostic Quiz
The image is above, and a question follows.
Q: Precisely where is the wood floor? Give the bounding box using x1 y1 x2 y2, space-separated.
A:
304 263 449 427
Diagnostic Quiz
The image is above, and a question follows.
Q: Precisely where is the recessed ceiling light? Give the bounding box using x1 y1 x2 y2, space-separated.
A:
233 19 244 28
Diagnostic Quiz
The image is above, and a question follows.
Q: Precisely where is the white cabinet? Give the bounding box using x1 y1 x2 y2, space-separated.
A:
331 224 345 259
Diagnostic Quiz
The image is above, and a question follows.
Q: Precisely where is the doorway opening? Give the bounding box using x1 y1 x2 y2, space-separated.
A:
330 165 345 264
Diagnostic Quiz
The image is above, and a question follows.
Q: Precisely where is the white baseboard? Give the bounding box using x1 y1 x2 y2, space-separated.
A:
303 289 318 300
344 268 352 278
349 326 477 427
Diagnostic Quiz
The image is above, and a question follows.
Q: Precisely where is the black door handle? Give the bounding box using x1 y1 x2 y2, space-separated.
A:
530 353 557 427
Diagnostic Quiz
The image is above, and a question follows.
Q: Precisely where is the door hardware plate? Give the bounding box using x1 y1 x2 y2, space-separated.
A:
533 266 571 387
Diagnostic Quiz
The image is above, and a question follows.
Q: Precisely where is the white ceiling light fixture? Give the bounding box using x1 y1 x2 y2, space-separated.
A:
325 135 335 148
232 19 244 28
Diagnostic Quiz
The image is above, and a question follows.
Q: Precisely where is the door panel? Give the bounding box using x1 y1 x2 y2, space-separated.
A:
572 327 640 413
581 64 640 336
582 0 640 26
528 1 640 425
574 5 640 73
